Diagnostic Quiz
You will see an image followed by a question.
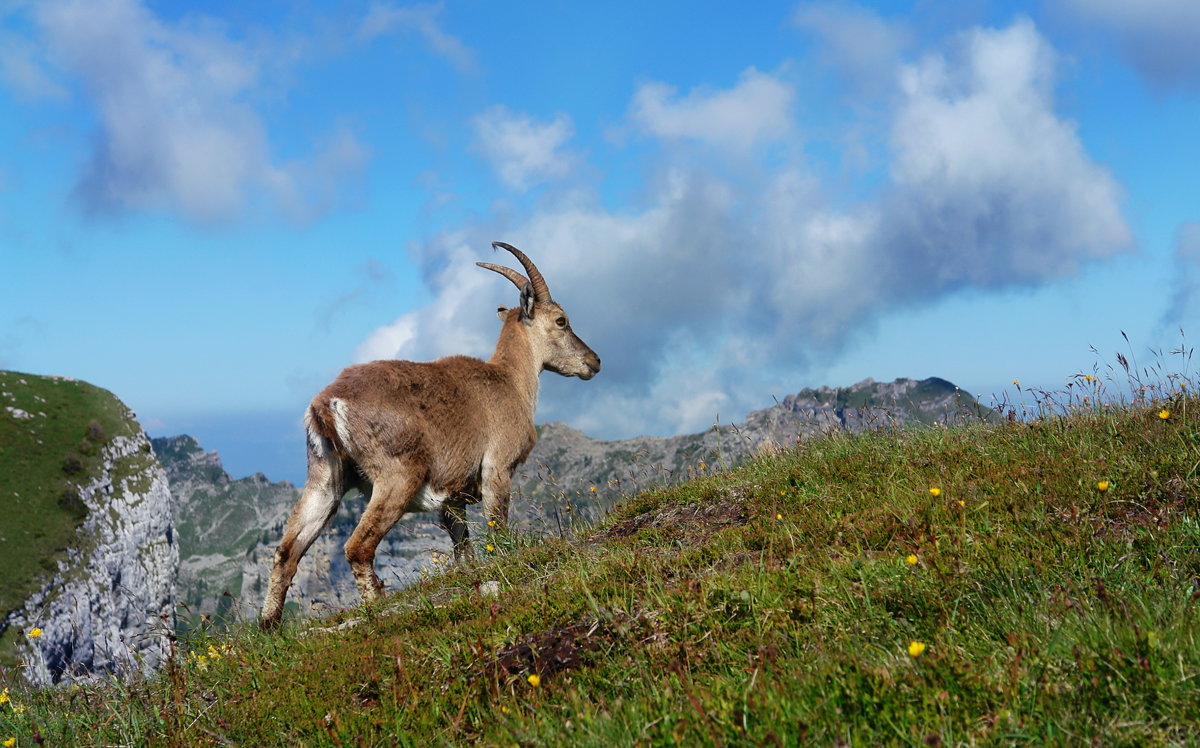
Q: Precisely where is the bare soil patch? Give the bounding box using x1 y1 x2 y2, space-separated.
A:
480 611 656 685
590 484 753 546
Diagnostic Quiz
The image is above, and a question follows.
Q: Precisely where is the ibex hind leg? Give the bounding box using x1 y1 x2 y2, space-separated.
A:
260 456 349 628
344 467 424 604
439 497 473 562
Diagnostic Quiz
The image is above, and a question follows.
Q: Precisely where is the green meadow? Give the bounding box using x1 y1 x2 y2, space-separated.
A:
3 363 1199 746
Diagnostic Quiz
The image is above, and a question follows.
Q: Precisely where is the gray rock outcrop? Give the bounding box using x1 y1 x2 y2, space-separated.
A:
1 397 177 685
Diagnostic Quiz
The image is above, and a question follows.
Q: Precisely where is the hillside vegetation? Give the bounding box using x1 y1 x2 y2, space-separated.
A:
3 373 1198 745
0 372 140 664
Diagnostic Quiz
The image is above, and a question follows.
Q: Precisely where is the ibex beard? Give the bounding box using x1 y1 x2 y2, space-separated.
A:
260 242 599 629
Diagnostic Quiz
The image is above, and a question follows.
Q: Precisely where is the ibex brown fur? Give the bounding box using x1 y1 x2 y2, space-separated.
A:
260 242 600 628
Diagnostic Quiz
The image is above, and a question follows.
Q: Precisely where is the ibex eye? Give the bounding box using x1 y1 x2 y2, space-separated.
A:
555 317 567 327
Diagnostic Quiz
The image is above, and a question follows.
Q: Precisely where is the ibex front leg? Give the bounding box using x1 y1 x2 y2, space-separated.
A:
481 458 514 530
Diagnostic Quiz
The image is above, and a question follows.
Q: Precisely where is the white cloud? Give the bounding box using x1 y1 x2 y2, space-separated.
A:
359 1 475 74
473 106 575 191
23 0 366 225
629 67 796 151
1058 0 1200 89
884 19 1131 285
359 19 1131 439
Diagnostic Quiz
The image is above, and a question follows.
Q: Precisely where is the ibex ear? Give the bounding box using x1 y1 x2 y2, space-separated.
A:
496 305 508 320
519 282 536 321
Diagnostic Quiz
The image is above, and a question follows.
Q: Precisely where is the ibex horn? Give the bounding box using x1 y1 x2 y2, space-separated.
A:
490 241 551 303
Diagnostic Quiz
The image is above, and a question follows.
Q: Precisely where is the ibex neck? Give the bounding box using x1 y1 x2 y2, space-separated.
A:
489 319 541 415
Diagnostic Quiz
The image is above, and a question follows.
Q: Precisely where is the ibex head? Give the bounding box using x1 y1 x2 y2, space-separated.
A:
478 241 601 380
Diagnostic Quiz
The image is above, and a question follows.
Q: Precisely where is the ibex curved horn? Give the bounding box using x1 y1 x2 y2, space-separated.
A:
475 261 530 293
490 241 552 303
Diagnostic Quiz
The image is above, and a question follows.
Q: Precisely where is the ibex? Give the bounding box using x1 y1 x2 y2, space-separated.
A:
260 242 600 629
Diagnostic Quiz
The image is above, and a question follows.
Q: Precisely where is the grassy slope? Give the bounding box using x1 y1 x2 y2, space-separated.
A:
6 390 1200 745
0 372 137 647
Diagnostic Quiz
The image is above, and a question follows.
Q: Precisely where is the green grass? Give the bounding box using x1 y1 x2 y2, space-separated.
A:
0 372 138 659
4 376 1199 745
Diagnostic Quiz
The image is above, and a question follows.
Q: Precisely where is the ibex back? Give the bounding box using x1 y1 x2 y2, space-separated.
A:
260 242 600 629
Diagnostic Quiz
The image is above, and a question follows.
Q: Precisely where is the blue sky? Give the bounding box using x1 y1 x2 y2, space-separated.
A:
2 0 1199 484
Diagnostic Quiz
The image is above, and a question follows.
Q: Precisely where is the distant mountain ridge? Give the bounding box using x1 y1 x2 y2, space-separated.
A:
152 435 301 621
514 377 990 506
157 376 991 624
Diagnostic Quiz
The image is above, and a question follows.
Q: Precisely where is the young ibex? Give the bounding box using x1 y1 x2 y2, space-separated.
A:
260 242 600 629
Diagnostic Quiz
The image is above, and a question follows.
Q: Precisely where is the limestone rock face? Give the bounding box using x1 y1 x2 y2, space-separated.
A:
0 372 177 685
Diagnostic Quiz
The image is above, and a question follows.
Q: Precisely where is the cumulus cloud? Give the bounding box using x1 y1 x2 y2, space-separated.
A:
1058 0 1200 89
883 19 1131 284
20 0 367 225
358 19 1130 439
628 67 796 151
359 1 475 73
473 106 575 191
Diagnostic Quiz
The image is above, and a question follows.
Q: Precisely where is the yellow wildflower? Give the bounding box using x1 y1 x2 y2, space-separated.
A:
11 706 24 715
501 705 510 714
1097 481 1110 492
487 520 496 527
0 688 8 704
775 513 783 520
1013 379 1020 387
3 737 14 747
27 628 42 639
928 487 941 497
1158 409 1170 420
957 499 965 508
485 544 495 552
590 486 597 493
527 674 541 687
908 641 927 657
905 554 918 566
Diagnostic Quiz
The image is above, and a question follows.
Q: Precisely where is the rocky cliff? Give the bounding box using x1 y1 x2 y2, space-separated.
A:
0 372 177 685
162 376 989 624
